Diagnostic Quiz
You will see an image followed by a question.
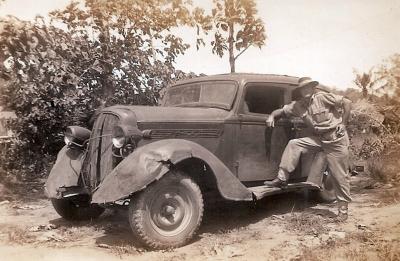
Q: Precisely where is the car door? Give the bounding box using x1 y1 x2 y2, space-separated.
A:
236 83 293 182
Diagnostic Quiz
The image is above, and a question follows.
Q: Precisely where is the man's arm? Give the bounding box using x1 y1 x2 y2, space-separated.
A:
300 113 315 130
317 92 352 125
342 98 352 125
266 108 285 127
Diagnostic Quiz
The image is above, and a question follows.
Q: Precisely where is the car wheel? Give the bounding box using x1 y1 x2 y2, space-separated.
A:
128 171 204 249
315 172 337 203
51 198 104 221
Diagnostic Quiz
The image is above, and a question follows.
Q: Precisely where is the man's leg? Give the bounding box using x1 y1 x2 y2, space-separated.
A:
323 135 351 221
265 136 322 187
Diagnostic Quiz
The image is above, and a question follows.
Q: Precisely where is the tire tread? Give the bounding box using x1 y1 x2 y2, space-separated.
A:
51 198 104 221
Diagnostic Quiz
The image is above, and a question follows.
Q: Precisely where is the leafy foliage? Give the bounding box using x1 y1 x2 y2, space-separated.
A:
353 53 400 99
377 53 400 98
351 54 400 134
353 68 385 98
0 0 204 176
199 0 266 72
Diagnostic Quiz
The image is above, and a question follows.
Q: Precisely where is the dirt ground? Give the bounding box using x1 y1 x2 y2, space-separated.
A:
0 173 399 261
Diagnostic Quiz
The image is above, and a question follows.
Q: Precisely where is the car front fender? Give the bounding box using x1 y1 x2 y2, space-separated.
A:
91 139 253 204
44 146 84 198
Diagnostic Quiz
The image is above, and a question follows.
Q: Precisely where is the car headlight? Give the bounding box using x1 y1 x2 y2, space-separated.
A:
112 125 143 149
112 136 126 148
64 126 91 148
112 125 128 148
64 135 72 146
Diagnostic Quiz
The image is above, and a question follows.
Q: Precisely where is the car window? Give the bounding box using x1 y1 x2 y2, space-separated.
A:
163 81 237 110
244 85 286 114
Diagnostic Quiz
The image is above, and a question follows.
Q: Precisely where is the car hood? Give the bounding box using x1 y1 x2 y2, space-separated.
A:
105 105 230 123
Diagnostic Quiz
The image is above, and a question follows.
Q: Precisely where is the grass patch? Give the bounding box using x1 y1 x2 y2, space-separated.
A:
367 143 400 185
4 226 37 245
367 158 399 184
377 189 400 205
377 240 400 261
368 158 387 182
109 244 141 257
293 231 400 261
285 212 330 236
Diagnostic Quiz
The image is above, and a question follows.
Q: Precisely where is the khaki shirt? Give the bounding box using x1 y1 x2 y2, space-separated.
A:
283 91 344 133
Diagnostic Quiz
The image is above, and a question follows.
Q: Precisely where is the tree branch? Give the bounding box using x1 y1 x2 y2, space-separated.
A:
234 44 251 61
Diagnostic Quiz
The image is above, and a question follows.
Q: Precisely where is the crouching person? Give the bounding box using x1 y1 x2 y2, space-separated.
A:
264 77 352 222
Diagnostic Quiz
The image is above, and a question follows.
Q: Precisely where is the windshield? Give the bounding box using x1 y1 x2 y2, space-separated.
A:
163 81 237 110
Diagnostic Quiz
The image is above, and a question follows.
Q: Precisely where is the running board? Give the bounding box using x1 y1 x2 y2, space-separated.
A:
248 182 320 200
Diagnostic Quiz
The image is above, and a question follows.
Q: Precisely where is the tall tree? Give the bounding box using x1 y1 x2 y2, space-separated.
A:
378 54 400 98
204 0 266 72
49 0 199 105
353 68 386 98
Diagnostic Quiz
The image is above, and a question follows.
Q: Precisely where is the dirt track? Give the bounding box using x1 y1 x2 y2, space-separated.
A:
0 173 399 261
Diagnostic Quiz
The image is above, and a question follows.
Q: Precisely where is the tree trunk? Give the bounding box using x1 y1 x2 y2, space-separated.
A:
362 87 368 98
100 26 115 103
228 21 235 73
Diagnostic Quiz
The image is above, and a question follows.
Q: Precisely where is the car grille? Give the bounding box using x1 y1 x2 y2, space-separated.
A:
149 128 223 139
85 113 119 190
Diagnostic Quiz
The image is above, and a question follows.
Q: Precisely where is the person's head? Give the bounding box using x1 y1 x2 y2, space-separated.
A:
294 77 319 104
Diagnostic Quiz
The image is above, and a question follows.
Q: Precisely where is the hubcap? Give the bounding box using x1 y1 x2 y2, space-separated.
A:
149 188 193 237
163 205 176 216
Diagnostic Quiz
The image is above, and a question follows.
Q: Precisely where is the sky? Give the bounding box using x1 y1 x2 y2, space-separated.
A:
1 0 399 90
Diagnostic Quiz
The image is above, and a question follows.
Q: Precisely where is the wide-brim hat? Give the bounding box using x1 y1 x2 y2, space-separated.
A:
298 77 319 89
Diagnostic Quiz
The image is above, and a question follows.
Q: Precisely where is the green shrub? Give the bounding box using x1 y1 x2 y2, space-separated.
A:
0 0 204 180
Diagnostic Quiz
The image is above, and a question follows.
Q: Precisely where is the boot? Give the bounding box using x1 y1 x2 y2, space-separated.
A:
264 168 288 188
264 178 288 188
335 201 348 222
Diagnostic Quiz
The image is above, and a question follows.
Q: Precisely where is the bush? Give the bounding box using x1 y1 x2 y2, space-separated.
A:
346 98 400 184
0 1 205 181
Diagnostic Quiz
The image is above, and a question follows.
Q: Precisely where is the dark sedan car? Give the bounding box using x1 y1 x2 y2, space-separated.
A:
45 73 335 249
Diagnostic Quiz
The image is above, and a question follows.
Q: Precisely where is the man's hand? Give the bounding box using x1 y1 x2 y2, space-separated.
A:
266 108 285 128
266 115 275 128
335 124 346 138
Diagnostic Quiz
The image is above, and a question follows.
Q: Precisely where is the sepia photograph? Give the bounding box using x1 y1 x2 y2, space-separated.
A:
0 0 399 260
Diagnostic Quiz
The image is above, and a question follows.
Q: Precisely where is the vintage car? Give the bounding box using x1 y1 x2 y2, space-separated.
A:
45 73 336 249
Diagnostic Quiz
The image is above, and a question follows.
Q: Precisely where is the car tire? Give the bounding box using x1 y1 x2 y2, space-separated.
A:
51 198 104 221
128 171 204 249
315 172 337 203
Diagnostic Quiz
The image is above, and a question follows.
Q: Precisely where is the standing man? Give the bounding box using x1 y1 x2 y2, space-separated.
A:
264 77 352 222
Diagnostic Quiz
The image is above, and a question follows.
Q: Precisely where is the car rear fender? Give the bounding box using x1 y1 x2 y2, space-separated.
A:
44 146 84 198
91 139 253 204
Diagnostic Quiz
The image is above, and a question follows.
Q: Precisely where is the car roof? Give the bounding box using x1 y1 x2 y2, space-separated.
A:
172 73 300 86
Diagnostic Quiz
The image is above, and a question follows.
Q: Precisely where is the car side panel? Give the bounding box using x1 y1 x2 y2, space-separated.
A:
237 119 272 181
137 121 238 176
44 146 83 198
91 139 253 204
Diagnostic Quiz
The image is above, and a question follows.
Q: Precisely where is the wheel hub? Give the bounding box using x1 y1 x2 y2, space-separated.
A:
149 189 193 236
162 205 176 216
